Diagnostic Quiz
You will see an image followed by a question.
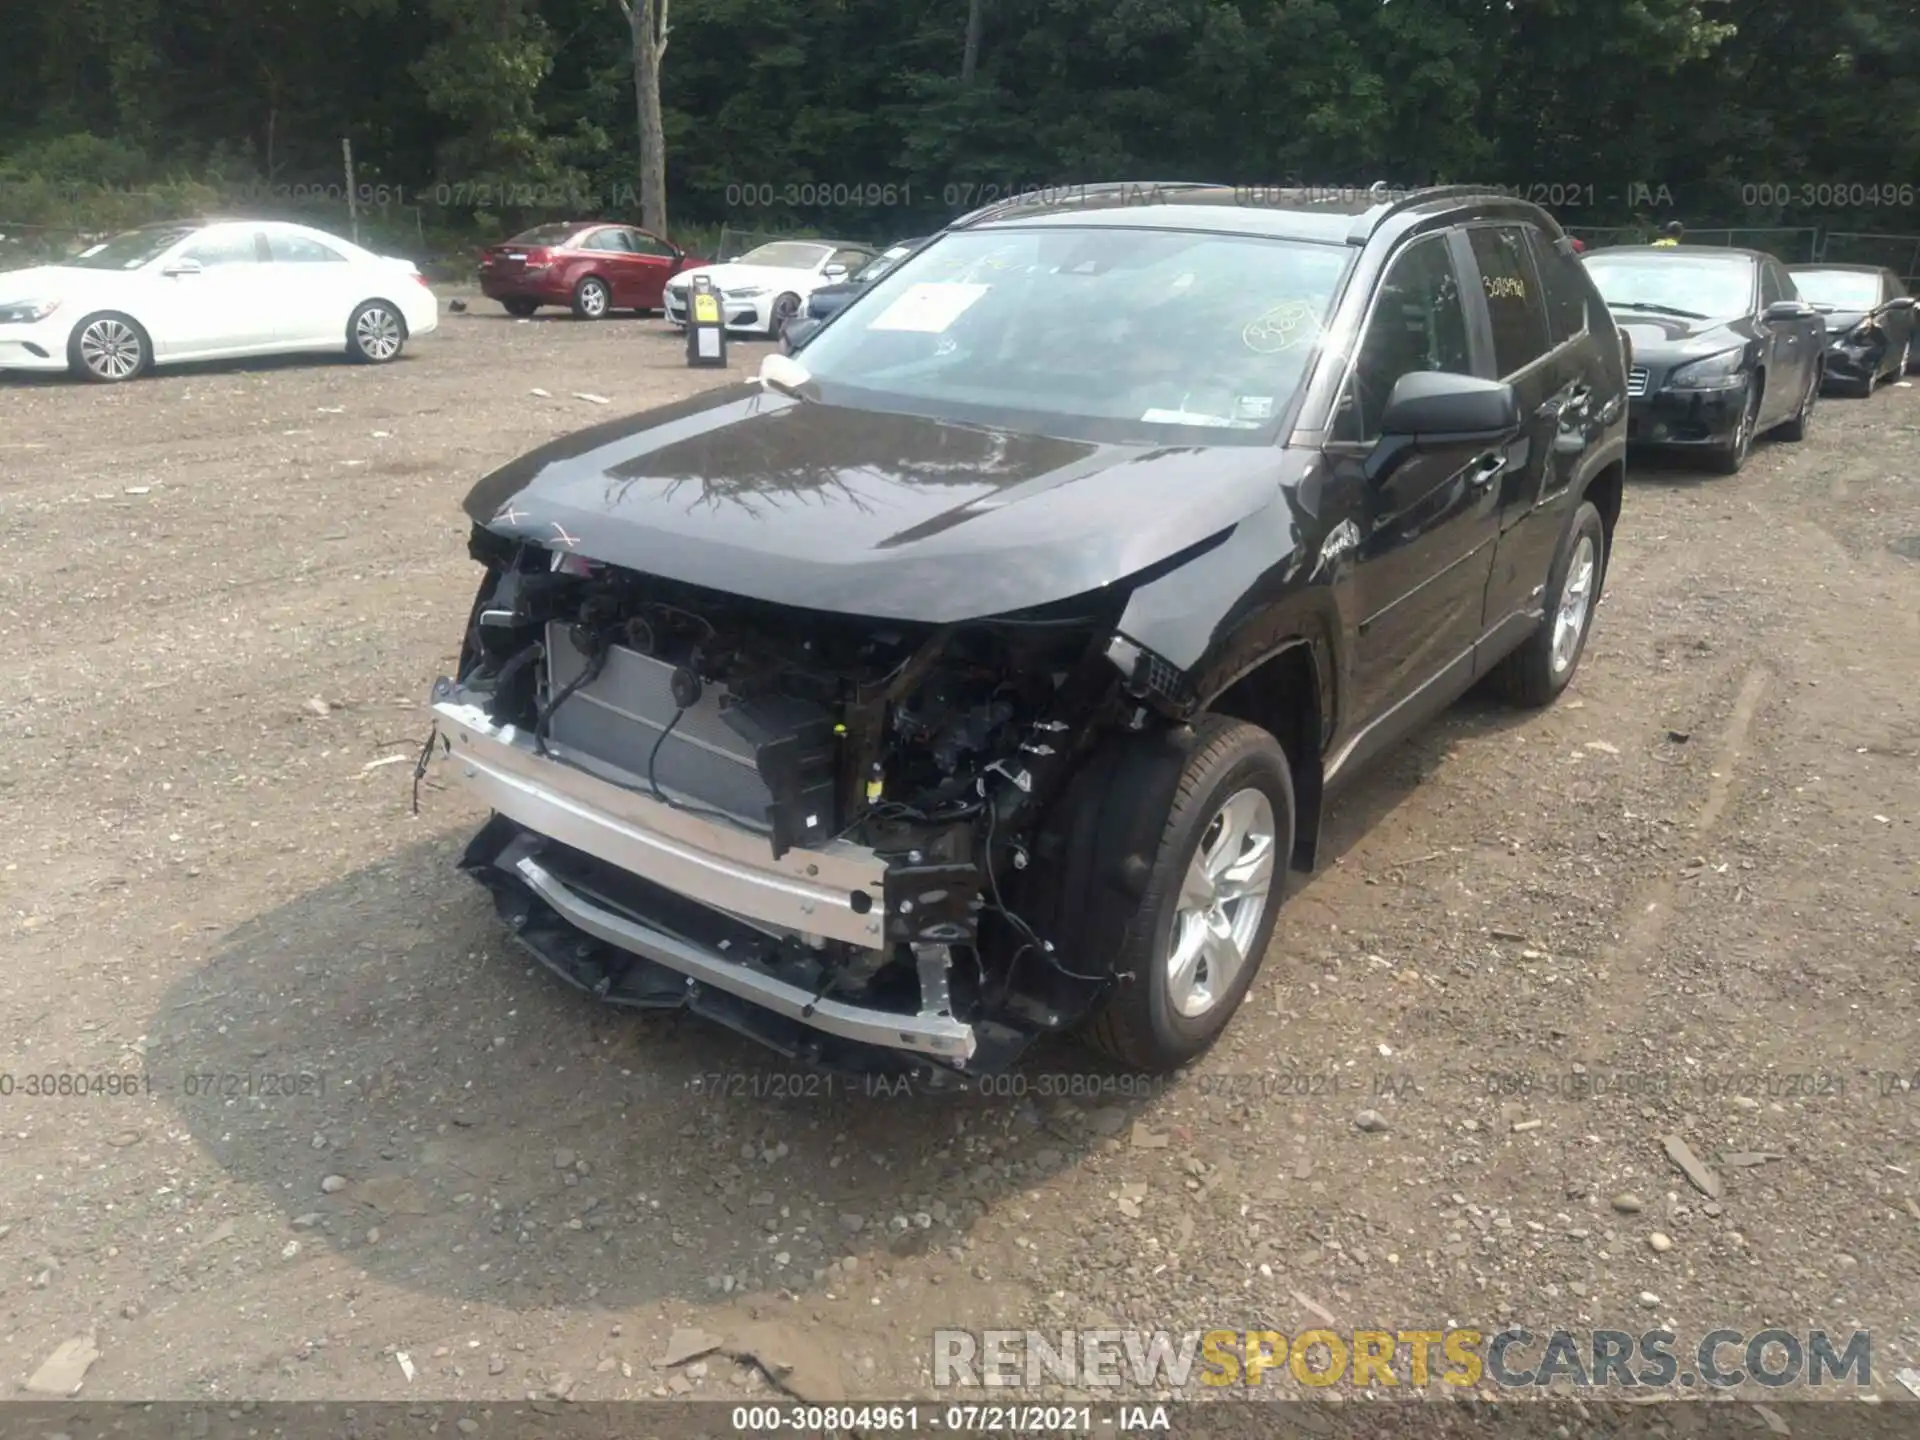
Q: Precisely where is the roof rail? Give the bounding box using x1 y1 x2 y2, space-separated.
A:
1344 183 1521 243
948 181 1226 229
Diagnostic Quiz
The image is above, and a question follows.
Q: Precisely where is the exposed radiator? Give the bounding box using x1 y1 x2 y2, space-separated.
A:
543 621 773 829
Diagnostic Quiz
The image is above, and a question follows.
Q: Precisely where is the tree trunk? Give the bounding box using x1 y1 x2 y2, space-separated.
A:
617 0 671 236
960 0 983 83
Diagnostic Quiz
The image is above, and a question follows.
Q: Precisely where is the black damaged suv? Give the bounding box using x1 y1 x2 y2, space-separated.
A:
428 183 1628 1078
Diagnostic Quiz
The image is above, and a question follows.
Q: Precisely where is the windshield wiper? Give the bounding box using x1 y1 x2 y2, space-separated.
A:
1608 301 1710 320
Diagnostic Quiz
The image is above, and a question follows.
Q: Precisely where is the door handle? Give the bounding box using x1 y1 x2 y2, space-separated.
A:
1465 453 1506 490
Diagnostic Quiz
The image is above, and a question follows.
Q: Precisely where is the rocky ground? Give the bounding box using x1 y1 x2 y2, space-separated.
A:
2 297 1918 1413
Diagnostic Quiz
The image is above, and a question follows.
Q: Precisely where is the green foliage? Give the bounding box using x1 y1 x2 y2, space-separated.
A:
2 0 1918 260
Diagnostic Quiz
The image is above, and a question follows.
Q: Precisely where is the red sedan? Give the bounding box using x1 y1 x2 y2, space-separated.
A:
477 222 703 319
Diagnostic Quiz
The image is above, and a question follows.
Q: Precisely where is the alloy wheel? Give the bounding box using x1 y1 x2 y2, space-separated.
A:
80 318 143 380
1550 534 1597 677
354 306 402 361
1166 788 1277 1019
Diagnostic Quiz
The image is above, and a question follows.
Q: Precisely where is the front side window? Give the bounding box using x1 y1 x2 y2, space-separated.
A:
792 224 1352 444
1468 226 1550 376
1584 252 1756 321
179 231 262 267
1333 235 1472 443
1759 264 1786 307
628 230 677 258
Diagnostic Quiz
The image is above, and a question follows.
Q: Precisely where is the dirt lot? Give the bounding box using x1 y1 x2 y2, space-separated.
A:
3 295 1919 1408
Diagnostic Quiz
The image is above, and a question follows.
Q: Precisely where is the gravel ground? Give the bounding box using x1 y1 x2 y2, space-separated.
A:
2 296 1918 1408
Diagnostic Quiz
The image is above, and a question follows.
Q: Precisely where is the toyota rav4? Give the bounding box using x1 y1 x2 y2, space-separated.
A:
425 183 1628 1079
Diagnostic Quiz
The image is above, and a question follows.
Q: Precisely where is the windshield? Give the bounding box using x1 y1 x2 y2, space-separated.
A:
67 224 200 271
1583 253 1755 320
737 242 833 269
507 224 579 247
1790 270 1881 311
793 225 1351 444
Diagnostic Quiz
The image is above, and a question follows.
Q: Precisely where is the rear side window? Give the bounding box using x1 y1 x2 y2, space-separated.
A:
270 233 346 263
1467 226 1549 376
1525 229 1590 346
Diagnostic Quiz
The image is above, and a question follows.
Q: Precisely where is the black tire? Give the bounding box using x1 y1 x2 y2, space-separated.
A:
346 301 406 363
1775 364 1817 442
770 292 801 337
502 298 539 318
67 311 151 383
571 277 611 320
1078 716 1295 1072
1708 382 1760 474
1492 499 1607 709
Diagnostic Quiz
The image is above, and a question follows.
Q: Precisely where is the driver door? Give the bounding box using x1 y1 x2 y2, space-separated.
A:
1759 260 1814 423
1324 231 1508 731
147 226 279 357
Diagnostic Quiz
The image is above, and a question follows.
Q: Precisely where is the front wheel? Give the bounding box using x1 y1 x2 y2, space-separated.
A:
1709 383 1759 474
1082 717 1294 1072
770 292 801 337
1775 365 1817 442
347 301 406 363
1491 499 1606 709
68 312 151 382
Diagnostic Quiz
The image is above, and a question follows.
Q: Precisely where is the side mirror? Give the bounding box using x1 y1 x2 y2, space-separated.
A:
1763 299 1811 322
162 258 203 278
821 264 848 280
1884 295 1916 312
1379 371 1520 440
781 316 822 353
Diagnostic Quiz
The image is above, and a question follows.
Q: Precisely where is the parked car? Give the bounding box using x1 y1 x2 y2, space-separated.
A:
477 221 700 319
1582 244 1823 473
803 238 929 322
664 239 882 336
0 218 438 382
1785 262 1916 396
427 183 1626 1077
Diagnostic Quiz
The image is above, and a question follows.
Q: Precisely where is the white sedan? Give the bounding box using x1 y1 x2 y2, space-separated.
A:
0 219 440 382
663 239 881 336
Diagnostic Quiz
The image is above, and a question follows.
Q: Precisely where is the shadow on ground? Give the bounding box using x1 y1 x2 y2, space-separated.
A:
148 692 1520 1312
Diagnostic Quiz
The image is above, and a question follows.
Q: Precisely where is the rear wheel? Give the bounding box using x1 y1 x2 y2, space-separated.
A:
1492 500 1606 709
571 277 611 320
1079 716 1294 1072
67 312 151 383
502 298 538 318
346 301 406 363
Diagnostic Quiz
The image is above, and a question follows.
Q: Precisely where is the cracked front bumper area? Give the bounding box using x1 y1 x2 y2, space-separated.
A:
430 693 993 1072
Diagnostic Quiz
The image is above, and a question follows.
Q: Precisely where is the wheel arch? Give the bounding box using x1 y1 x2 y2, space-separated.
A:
1203 638 1325 874
350 296 411 339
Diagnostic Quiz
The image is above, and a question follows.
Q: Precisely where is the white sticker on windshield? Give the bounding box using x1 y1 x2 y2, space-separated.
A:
1235 395 1275 421
867 282 988 333
1139 408 1255 429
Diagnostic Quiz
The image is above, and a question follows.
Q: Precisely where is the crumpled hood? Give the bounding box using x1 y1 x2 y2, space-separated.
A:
461 387 1286 622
